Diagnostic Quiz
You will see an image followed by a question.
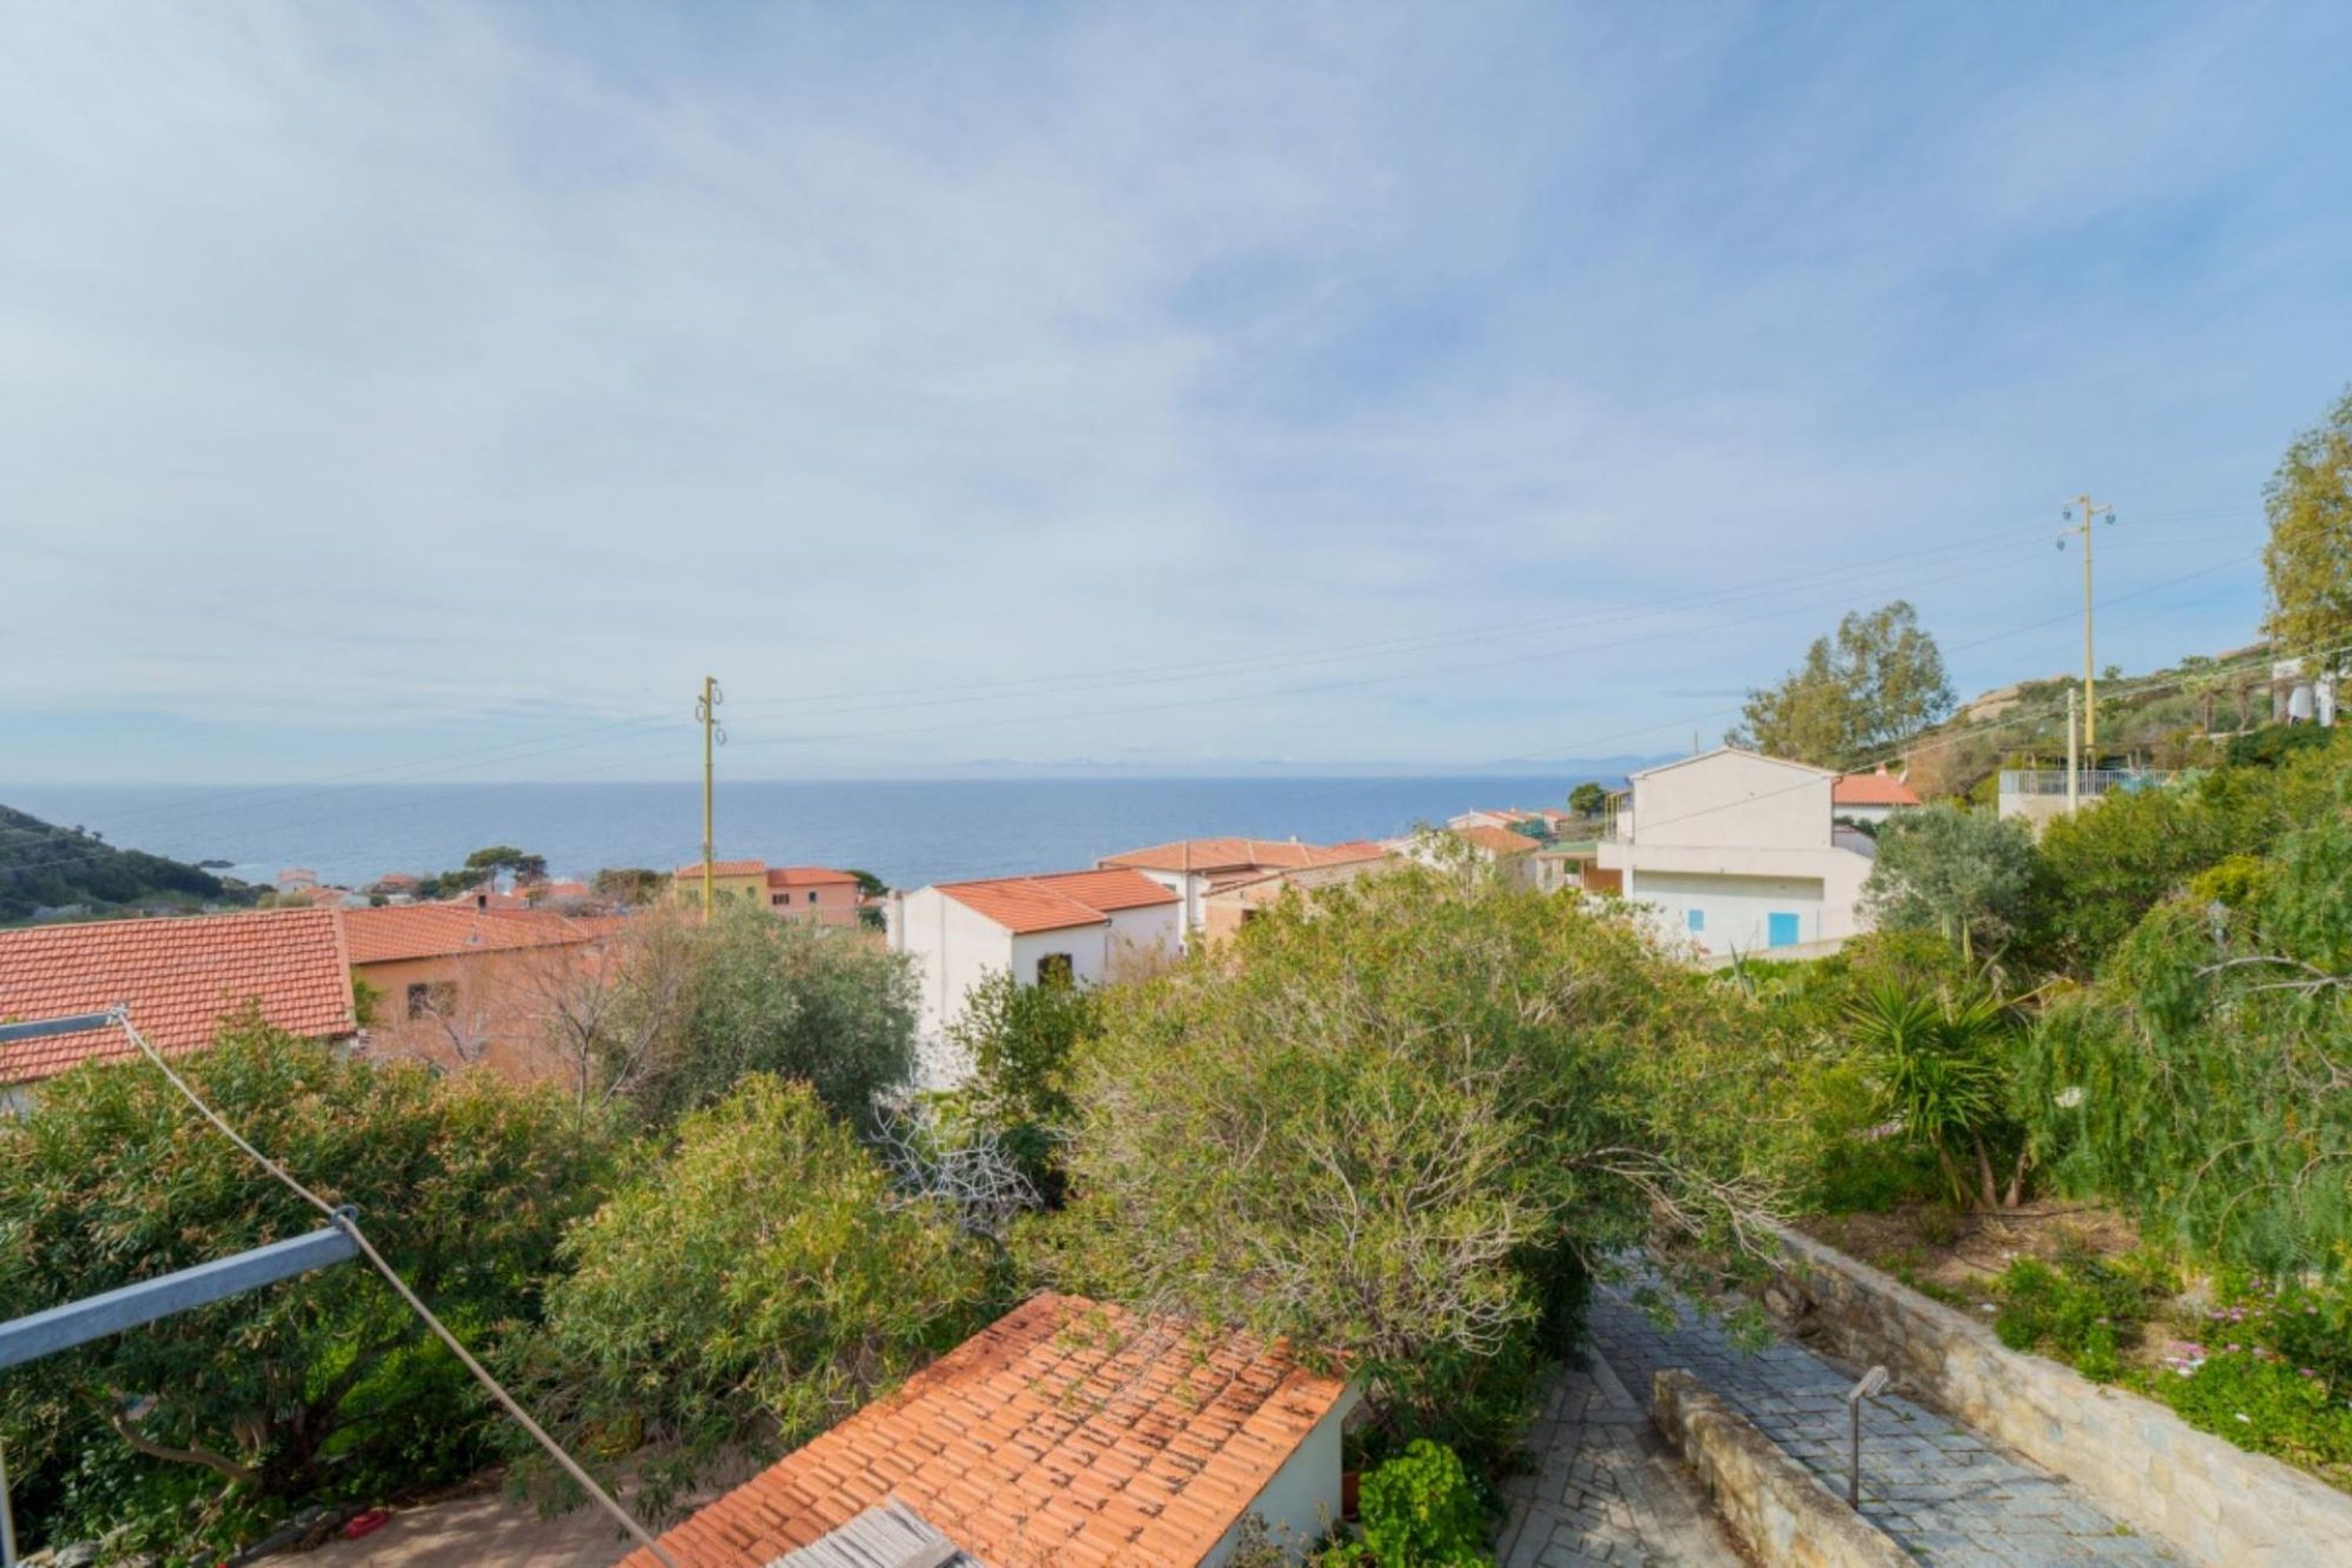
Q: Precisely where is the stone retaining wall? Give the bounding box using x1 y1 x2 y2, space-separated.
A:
1765 1225 2352 1568
1650 1369 1910 1568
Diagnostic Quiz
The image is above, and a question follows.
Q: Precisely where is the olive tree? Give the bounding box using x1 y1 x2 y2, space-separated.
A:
1862 803 2036 962
544 902 919 1131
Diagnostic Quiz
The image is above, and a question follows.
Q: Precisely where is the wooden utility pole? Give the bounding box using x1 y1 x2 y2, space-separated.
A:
695 676 723 920
2060 495 2114 755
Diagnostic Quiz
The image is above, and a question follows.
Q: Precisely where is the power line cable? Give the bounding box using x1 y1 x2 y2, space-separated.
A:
107 1010 679 1567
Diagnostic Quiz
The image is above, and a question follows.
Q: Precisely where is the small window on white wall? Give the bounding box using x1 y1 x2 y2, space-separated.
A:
1686 909 1705 934
1036 952 1075 987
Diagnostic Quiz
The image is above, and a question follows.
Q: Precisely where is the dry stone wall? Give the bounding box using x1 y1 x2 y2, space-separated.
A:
1763 1225 2352 1568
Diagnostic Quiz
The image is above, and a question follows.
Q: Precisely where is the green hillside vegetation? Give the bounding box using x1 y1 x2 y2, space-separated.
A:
1902 644 2285 802
0 804 254 925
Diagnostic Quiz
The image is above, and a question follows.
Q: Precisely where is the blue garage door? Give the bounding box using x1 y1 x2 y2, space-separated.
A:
1766 912 1801 948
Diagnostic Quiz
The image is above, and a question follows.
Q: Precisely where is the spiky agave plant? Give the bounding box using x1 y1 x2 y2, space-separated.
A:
1846 980 2020 1208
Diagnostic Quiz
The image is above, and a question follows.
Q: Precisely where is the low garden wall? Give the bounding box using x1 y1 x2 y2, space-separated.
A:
1650 1369 1910 1568
1762 1225 2352 1568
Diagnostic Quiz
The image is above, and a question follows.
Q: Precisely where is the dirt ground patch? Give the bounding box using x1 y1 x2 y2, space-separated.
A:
1797 1200 2143 1302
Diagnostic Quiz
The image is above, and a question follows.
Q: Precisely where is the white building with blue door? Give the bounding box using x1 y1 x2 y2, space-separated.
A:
1592 747 1875 958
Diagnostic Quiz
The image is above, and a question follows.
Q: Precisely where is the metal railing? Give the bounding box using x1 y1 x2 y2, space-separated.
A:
1997 768 2170 798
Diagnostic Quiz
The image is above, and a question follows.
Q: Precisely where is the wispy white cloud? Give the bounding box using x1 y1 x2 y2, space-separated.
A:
0 1 2344 781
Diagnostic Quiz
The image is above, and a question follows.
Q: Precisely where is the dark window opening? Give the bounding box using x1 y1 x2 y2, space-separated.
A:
1036 952 1075 987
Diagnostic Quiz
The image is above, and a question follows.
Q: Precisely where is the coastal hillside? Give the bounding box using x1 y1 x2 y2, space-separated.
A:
0 804 252 925
1903 642 2286 800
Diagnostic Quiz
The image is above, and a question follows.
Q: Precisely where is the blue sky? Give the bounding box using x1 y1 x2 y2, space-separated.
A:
2 2 2348 785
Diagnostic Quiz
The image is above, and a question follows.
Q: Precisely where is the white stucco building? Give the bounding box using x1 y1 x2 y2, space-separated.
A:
1593 747 1875 957
885 867 1180 1086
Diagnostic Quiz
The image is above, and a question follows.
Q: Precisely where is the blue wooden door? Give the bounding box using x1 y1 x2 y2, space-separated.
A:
1767 912 1800 948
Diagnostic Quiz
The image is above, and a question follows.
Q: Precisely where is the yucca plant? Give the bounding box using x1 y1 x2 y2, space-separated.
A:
1846 980 2023 1208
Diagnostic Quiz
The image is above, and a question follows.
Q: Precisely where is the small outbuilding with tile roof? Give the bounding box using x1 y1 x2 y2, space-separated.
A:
618 1292 1357 1568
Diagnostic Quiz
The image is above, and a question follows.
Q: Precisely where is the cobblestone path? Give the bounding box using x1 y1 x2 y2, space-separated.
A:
1497 1342 1747 1567
1589 1288 2181 1566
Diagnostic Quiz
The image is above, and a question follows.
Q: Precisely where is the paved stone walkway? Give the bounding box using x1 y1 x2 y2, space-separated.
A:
1497 1342 1747 1567
1590 1288 2180 1566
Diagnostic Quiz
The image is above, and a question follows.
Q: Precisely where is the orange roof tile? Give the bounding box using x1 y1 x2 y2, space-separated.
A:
936 869 1179 935
618 1293 1353 1568
341 906 609 966
1454 824 1542 855
673 860 768 880
0 909 355 1086
766 866 861 888
1100 837 1388 875
1833 772 1922 808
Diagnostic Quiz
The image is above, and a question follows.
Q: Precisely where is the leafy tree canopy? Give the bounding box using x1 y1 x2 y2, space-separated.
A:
462 844 548 883
626 900 919 1131
1567 782 1608 817
511 1076 996 1517
1862 804 2036 962
2262 385 2352 661
588 866 665 904
2022 793 2352 1277
0 1017 612 1559
1032 865 1806 1465
1730 601 1954 769
943 965 1101 1196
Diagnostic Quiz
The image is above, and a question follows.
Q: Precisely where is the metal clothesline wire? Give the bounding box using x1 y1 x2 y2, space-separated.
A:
107 1010 680 1568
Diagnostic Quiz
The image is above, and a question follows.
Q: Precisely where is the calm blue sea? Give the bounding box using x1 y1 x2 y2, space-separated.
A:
2 777 1606 892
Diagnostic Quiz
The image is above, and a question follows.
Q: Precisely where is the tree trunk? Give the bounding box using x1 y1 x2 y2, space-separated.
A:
1973 1137 2000 1210
1933 1142 1969 1210
100 1404 260 1489
2003 1145 2032 1209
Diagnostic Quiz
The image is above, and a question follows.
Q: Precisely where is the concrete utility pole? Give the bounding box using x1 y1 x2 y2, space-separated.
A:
2067 686 2081 815
696 675 724 920
2060 495 2114 754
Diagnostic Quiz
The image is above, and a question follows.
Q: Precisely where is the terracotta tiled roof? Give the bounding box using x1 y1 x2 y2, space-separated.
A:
1100 837 1388 875
673 860 768 880
1833 772 1922 808
0 909 355 1086
1454 824 1542 855
619 1293 1353 1568
766 866 860 887
935 869 1178 935
341 906 608 966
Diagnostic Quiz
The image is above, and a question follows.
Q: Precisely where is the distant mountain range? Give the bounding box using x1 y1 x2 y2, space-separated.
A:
0 803 256 925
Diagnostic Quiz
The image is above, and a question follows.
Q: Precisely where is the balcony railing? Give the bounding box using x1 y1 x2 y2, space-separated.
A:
1997 769 2171 799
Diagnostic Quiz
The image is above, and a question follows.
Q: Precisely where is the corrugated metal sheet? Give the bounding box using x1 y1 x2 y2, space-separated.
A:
768 1498 985 1568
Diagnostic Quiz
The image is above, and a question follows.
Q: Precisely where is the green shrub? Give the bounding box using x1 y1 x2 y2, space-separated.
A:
1990 1252 2171 1381
513 1076 999 1517
1356 1439 1494 1567
2149 1276 2352 1484
0 1019 612 1563
1042 866 1806 1475
1796 1060 1947 1215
